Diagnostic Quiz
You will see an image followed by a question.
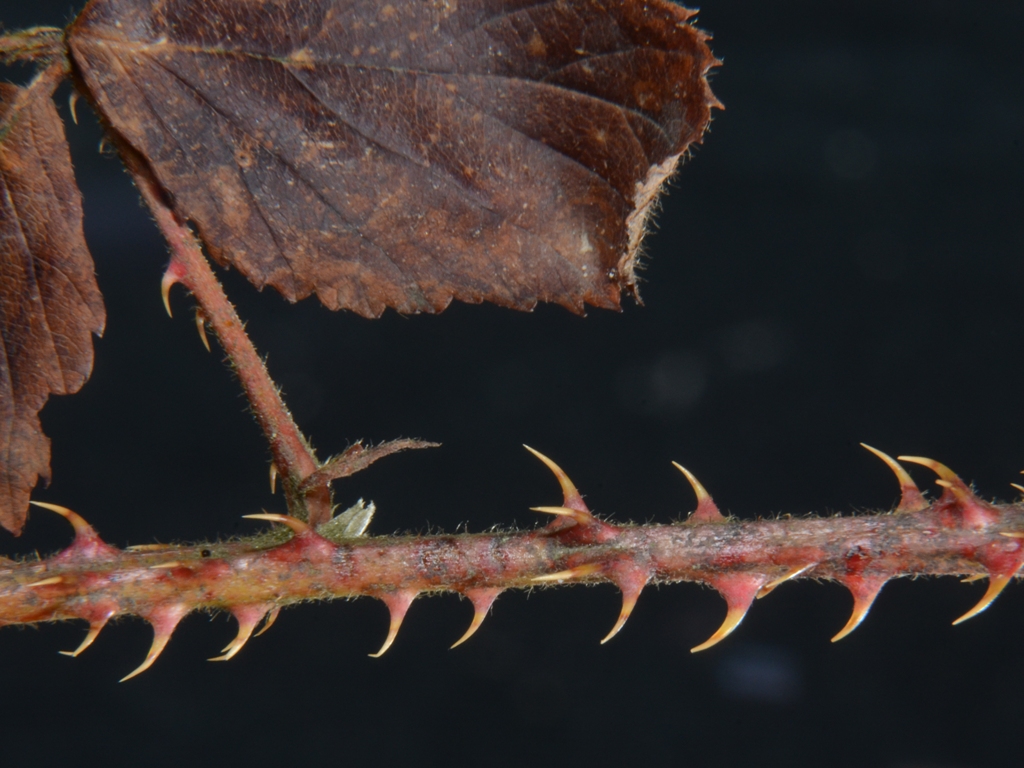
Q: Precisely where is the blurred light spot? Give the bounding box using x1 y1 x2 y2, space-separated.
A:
824 128 878 180
616 350 707 418
719 320 791 373
486 358 539 416
717 645 802 703
855 229 908 282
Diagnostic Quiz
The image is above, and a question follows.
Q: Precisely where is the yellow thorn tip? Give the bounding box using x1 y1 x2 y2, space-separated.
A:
599 590 640 645
672 461 723 521
125 544 172 552
691 605 749 653
531 562 602 583
756 564 814 599
450 611 487 649
25 575 63 587
530 505 578 516
368 593 417 658
451 590 501 649
68 90 79 125
523 445 582 506
209 612 263 662
28 500 94 538
671 461 711 504
160 270 176 318
119 633 173 682
368 620 402 658
254 607 280 637
953 575 1012 625
59 622 105 658
860 444 927 512
831 601 873 642
243 513 310 535
897 455 959 482
195 311 211 352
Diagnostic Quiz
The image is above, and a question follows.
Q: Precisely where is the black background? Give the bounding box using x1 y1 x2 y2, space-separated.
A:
2 2 1023 767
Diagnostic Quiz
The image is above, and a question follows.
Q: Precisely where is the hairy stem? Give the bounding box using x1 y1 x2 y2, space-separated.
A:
0 27 64 65
3 451 1023 678
122 155 332 525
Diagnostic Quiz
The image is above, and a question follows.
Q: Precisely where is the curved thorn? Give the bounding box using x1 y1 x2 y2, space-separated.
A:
860 444 927 513
451 588 502 649
898 455 960 483
756 564 815 598
269 464 279 495
1000 531 1024 538
160 265 180 318
120 634 172 682
899 456 976 507
531 562 602 583
671 461 711 503
530 505 579 517
68 90 79 125
253 606 280 637
148 561 181 570
600 584 645 645
953 575 1012 625
600 563 649 644
961 574 987 583
60 609 116 657
672 462 724 522
831 612 867 643
120 604 188 682
832 577 888 642
599 602 634 645
242 513 310 535
125 544 173 553
209 605 268 662
691 575 764 653
1011 483 1024 495
25 576 63 587
523 445 588 513
195 309 211 352
369 590 418 658
691 605 749 653
530 505 591 526
59 624 103 658
28 501 94 539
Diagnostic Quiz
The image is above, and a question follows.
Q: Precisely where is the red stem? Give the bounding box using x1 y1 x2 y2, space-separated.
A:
3 491 1022 666
126 158 332 525
5 447 1022 674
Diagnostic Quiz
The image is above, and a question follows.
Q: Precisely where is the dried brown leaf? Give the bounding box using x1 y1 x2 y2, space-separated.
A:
69 0 718 317
0 65 105 535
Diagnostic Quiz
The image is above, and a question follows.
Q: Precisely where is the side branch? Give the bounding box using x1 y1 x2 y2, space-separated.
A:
0 27 64 66
123 155 331 525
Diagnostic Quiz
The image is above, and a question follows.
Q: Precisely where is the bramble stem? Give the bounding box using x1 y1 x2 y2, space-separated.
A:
125 156 332 525
3 493 1023 668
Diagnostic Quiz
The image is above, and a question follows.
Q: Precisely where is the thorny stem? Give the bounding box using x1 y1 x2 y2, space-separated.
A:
123 154 333 526
2 457 1023 680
